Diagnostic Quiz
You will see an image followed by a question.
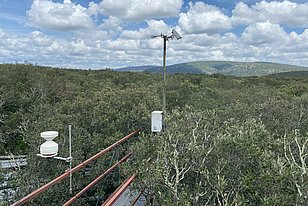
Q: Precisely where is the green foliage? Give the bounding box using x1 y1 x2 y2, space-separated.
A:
1 63 308 205
0 64 161 205
131 108 307 205
270 71 308 78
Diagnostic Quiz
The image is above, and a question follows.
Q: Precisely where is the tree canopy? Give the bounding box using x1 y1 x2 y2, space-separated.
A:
0 64 307 205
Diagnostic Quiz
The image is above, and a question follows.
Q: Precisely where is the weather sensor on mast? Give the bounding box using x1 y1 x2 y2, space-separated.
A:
151 29 182 132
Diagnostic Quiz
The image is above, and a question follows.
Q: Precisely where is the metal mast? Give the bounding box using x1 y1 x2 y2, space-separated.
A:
152 29 182 117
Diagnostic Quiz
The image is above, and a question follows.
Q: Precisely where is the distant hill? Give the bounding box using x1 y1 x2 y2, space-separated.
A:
116 65 160 72
116 61 308 77
269 71 308 78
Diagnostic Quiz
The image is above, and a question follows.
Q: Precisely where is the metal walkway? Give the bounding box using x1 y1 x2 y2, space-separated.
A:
112 187 146 206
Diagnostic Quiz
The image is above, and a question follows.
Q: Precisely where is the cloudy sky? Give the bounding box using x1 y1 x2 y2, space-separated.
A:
0 0 307 69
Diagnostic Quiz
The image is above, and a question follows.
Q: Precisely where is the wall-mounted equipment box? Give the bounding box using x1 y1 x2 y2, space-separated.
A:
151 111 163 133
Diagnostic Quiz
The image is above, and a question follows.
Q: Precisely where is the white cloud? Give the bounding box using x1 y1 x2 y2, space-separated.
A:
241 21 288 45
99 16 123 37
30 31 67 55
2 0 308 68
27 0 115 46
284 29 308 53
232 1 308 27
31 31 53 46
27 0 94 31
121 20 170 40
97 0 183 22
105 39 140 51
1 25 308 68
74 29 109 46
87 2 100 17
69 39 90 55
0 29 6 38
231 2 265 25
178 2 232 35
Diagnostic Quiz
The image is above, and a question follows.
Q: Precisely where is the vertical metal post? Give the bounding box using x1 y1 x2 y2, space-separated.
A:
69 125 72 194
162 35 167 117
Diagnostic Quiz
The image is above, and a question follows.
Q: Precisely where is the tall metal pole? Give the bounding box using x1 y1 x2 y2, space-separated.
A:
152 29 181 131
162 35 167 117
69 125 72 194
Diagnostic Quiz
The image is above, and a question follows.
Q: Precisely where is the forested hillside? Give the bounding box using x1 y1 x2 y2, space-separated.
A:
117 61 308 76
270 71 308 78
1 64 307 205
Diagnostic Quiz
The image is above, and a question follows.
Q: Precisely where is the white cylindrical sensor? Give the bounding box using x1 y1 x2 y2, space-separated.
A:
40 131 58 141
39 131 59 157
40 141 58 157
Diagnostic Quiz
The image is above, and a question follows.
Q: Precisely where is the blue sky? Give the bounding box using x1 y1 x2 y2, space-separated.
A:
0 0 307 69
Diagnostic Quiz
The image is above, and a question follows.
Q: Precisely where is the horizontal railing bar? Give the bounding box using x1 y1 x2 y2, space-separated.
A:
101 174 137 206
63 152 132 206
11 130 140 206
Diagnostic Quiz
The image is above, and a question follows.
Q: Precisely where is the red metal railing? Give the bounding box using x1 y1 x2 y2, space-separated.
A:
11 130 140 206
101 174 137 206
63 152 132 206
